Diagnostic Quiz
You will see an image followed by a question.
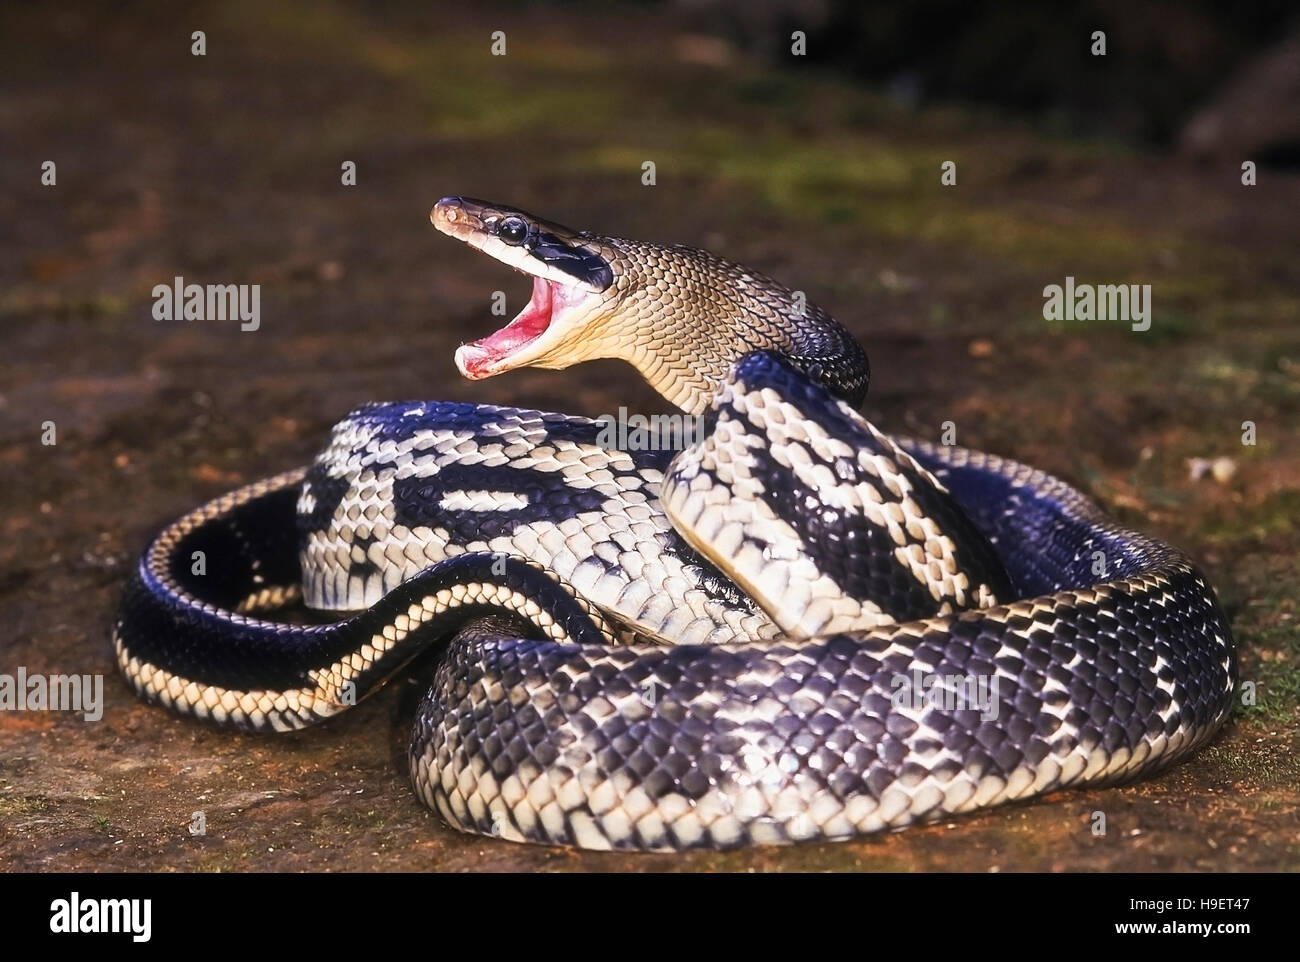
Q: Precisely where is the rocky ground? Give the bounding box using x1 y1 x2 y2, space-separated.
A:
2 1 1297 871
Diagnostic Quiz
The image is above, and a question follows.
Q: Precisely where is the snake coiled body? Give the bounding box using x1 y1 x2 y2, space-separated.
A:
114 198 1236 851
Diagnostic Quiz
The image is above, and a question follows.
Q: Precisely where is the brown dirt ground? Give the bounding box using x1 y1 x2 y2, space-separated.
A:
1 2 1297 871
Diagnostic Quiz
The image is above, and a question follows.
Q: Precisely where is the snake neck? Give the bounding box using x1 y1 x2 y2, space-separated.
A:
428 198 869 416
597 239 871 416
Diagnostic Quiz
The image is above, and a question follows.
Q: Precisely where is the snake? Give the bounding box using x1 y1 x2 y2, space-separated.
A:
113 196 1237 851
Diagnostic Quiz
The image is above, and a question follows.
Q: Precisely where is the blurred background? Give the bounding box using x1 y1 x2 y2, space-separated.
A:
688 0 1300 157
2 1 1297 872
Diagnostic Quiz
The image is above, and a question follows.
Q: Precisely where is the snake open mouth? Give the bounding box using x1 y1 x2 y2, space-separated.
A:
433 196 614 382
456 274 567 379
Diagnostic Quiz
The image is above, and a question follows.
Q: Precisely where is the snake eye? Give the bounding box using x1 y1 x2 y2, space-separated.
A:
498 216 528 246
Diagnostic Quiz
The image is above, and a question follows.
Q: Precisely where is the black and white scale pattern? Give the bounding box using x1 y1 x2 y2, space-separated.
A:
399 355 1234 849
298 400 779 647
662 353 1014 637
410 442 1235 849
114 363 1237 849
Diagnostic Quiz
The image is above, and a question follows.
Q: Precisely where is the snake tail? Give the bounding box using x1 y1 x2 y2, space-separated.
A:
113 468 617 733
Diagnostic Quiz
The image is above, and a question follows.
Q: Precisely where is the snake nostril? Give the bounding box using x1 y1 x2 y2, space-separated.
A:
432 197 463 225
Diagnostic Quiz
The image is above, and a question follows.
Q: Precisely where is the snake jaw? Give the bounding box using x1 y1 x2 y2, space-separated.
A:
433 196 613 379
455 273 588 379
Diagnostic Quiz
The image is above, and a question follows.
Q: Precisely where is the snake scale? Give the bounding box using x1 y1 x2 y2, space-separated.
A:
114 197 1236 851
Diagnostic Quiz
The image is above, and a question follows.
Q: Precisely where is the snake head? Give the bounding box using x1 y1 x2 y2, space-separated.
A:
431 196 618 380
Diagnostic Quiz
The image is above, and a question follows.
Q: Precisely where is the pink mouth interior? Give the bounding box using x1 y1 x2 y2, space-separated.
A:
456 275 560 378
